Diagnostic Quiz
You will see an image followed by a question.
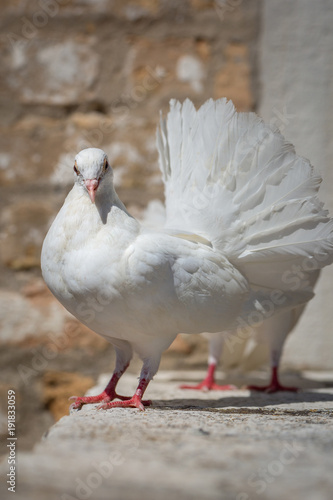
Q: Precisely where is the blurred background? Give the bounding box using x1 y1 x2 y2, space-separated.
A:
0 0 333 449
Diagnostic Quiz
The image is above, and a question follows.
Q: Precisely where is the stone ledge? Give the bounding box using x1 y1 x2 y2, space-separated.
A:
1 372 333 500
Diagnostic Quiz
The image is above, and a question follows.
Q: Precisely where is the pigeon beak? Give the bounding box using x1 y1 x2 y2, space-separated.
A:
84 179 100 203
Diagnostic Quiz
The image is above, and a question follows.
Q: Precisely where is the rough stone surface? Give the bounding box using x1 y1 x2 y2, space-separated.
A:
214 42 254 110
1 372 333 500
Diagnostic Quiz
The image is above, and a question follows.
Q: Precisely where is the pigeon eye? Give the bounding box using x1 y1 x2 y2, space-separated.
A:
104 159 109 171
74 165 79 175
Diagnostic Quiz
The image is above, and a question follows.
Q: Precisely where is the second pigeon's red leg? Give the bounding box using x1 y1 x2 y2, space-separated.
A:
180 333 236 391
180 362 236 391
248 312 300 393
248 366 298 393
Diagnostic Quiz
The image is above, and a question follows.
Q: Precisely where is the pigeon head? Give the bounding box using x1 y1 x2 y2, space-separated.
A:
74 148 113 203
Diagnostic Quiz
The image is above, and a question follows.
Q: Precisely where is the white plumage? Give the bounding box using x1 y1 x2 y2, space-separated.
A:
41 98 333 409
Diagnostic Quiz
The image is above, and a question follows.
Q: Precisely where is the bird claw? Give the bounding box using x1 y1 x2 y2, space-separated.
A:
68 392 112 411
69 401 82 411
69 391 152 411
98 397 152 411
97 403 110 411
69 396 84 411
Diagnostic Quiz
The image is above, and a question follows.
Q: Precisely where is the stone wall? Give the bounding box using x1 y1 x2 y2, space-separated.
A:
259 0 333 371
0 0 261 447
1 0 333 451
0 0 259 291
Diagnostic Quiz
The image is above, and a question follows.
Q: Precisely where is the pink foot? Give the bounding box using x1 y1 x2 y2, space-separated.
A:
97 377 151 412
69 389 130 410
180 364 236 391
248 367 298 393
99 395 152 412
69 370 131 410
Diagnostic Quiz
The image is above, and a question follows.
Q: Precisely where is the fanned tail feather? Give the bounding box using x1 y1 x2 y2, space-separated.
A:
157 98 333 294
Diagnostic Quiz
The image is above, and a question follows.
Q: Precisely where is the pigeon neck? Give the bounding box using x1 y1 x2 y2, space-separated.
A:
95 188 131 225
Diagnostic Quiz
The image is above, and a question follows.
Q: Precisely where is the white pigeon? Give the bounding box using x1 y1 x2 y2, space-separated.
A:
41 98 333 410
179 302 318 393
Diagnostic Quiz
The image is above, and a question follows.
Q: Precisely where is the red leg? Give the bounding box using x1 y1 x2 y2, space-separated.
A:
180 363 236 391
69 366 131 410
248 366 298 393
98 378 152 411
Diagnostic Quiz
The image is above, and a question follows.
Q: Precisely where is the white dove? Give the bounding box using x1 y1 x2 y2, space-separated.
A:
179 302 318 393
41 98 333 410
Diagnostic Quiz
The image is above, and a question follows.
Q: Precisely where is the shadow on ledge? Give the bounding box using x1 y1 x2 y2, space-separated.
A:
150 389 333 412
